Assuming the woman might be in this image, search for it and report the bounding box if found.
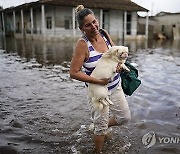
[70,5,131,153]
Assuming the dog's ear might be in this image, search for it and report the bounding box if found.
[109,46,121,57]
[115,49,120,57]
[125,47,129,53]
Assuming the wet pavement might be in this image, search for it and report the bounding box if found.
[0,36,180,154]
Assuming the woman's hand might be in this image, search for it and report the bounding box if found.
[98,78,111,85]
[116,63,124,73]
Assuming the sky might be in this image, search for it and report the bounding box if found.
[0,0,38,8]
[0,0,180,16]
[132,0,180,16]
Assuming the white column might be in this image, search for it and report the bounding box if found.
[145,11,149,40]
[41,4,45,36]
[30,8,34,35]
[99,9,103,29]
[2,12,5,35]
[72,7,76,37]
[13,11,16,35]
[124,11,127,38]
[21,9,24,35]
[53,6,56,35]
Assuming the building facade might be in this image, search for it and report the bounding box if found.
[0,0,148,41]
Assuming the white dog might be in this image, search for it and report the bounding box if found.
[88,46,129,111]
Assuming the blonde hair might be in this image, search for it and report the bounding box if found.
[75,5,94,28]
[75,5,85,13]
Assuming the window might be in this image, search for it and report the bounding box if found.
[46,17,52,29]
[161,25,164,32]
[16,22,20,33]
[103,10,109,31]
[64,17,72,29]
[126,12,131,35]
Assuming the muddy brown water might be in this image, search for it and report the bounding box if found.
[0,36,180,154]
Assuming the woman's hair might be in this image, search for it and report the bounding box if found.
[75,5,94,28]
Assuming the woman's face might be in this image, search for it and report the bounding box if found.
[81,14,99,36]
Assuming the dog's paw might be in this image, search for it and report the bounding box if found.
[125,68,130,72]
[105,97,114,105]
[101,99,108,106]
[123,65,130,72]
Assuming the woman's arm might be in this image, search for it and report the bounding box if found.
[70,39,109,85]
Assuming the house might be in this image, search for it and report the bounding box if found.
[138,12,180,40]
[153,12,180,40]
[0,0,148,41]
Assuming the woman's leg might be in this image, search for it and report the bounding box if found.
[108,116,118,127]
[93,135,105,153]
[109,85,131,126]
[91,104,109,153]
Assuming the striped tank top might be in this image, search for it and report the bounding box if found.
[83,32,120,91]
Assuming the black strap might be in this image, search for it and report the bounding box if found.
[99,29,112,46]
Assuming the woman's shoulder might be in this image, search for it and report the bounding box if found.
[76,38,87,48]
[74,38,88,56]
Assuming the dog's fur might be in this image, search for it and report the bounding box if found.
[88,46,129,111]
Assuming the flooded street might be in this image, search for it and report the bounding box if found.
[0,36,180,154]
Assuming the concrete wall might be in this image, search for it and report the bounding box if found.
[173,23,180,40]
[109,10,123,39]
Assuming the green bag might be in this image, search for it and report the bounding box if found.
[121,62,141,96]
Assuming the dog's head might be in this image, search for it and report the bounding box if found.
[106,46,129,62]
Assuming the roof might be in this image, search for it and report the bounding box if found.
[40,0,148,11]
[155,11,180,17]
[0,0,148,12]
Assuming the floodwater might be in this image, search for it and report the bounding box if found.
[0,35,180,154]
